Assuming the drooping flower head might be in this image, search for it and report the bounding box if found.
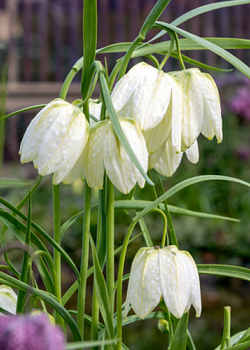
[83,117,148,194]
[170,68,222,153]
[0,314,65,350]
[124,245,201,319]
[19,98,89,184]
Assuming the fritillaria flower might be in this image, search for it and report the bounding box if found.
[83,117,148,194]
[170,68,222,153]
[19,98,89,185]
[0,314,64,350]
[0,286,17,315]
[149,139,199,177]
[124,245,201,319]
[111,62,177,136]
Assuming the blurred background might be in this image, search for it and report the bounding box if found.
[1,0,250,349]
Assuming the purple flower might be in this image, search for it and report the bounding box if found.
[230,87,250,120]
[0,314,65,350]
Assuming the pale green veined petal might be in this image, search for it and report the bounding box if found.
[179,251,202,317]
[36,106,89,177]
[148,143,165,170]
[55,146,86,185]
[171,69,203,152]
[142,96,172,154]
[112,62,173,132]
[89,99,102,126]
[194,72,222,143]
[19,99,66,163]
[159,246,191,319]
[104,118,148,194]
[111,62,149,112]
[185,140,199,164]
[124,248,162,319]
[84,121,108,189]
[0,285,17,315]
[154,139,183,177]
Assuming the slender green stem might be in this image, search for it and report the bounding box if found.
[91,190,103,348]
[158,176,179,248]
[173,31,186,70]
[117,221,137,350]
[158,30,175,70]
[106,179,115,314]
[52,184,64,327]
[16,194,32,313]
[77,182,91,339]
[220,306,231,349]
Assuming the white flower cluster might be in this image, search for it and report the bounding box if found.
[20,62,222,194]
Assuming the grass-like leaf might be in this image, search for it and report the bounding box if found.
[198,264,250,282]
[133,175,250,222]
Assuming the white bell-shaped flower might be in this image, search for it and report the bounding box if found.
[170,68,222,153]
[111,62,177,133]
[19,98,89,184]
[83,117,148,194]
[149,139,199,177]
[124,245,201,319]
[0,285,17,315]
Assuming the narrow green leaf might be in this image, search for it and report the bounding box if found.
[0,178,33,188]
[66,339,118,350]
[217,340,250,350]
[172,0,250,27]
[198,264,250,282]
[0,105,45,121]
[133,175,250,222]
[169,313,189,350]
[154,22,250,78]
[16,193,32,313]
[0,272,81,341]
[149,1,250,43]
[89,236,115,345]
[0,196,79,278]
[81,0,97,98]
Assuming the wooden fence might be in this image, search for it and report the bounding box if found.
[1,0,250,83]
[1,0,250,161]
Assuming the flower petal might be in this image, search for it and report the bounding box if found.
[159,246,191,319]
[171,69,203,152]
[0,285,17,315]
[185,140,199,164]
[84,121,108,189]
[104,118,148,194]
[196,72,222,143]
[178,251,202,317]
[124,248,162,319]
[153,139,183,177]
[36,105,89,176]
[19,99,66,163]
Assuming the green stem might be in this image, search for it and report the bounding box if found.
[52,184,64,327]
[173,31,186,70]
[117,221,137,350]
[106,179,115,314]
[77,182,91,339]
[220,306,231,349]
[158,30,175,70]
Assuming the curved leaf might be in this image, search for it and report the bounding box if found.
[0,272,81,341]
[198,264,250,281]
[154,22,250,78]
[133,175,250,221]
